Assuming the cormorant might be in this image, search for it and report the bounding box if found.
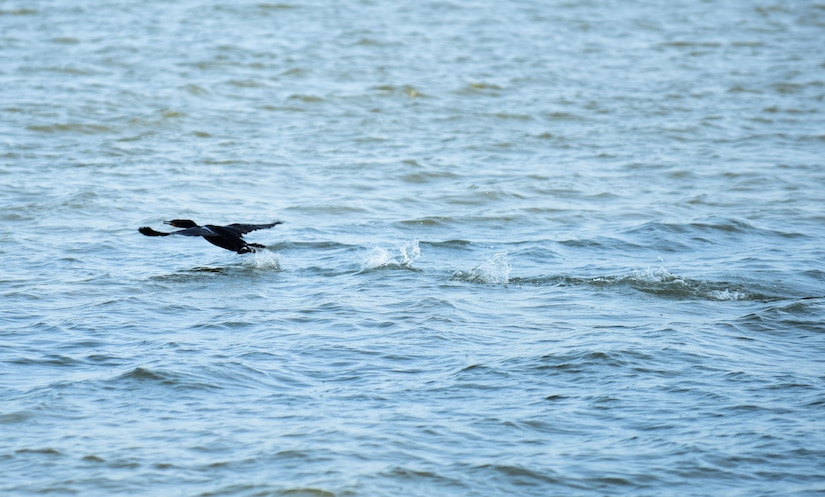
[139,219,283,254]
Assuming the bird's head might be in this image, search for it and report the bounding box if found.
[164,219,199,228]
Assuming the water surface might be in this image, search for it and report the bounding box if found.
[2,1,825,495]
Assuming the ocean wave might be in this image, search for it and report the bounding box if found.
[109,367,222,391]
[610,266,772,301]
[520,266,782,302]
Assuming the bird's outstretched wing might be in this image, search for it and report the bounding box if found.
[167,226,218,237]
[225,221,284,234]
[138,226,216,237]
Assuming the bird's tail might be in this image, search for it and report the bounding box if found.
[138,227,170,237]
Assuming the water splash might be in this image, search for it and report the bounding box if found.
[707,289,750,301]
[242,249,281,271]
[629,266,684,284]
[362,240,420,270]
[453,252,511,285]
[399,240,421,265]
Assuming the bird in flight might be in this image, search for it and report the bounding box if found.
[138,219,283,254]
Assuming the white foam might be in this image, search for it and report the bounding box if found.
[708,289,749,301]
[243,249,281,270]
[455,252,511,285]
[362,247,391,270]
[629,266,684,284]
[362,240,420,270]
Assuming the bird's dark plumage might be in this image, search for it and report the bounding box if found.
[138,219,283,254]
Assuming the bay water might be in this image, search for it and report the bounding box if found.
[2,1,824,495]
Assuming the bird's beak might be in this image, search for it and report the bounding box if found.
[163,220,172,225]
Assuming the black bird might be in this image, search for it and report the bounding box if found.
[139,219,283,254]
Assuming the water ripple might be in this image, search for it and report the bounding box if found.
[2,0,824,495]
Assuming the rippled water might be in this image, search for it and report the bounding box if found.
[2,1,825,495]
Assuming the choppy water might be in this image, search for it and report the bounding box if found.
[2,1,825,495]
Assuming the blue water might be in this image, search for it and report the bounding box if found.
[2,1,825,495]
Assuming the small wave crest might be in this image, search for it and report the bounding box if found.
[594,266,763,301]
[361,240,420,270]
[453,252,511,285]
